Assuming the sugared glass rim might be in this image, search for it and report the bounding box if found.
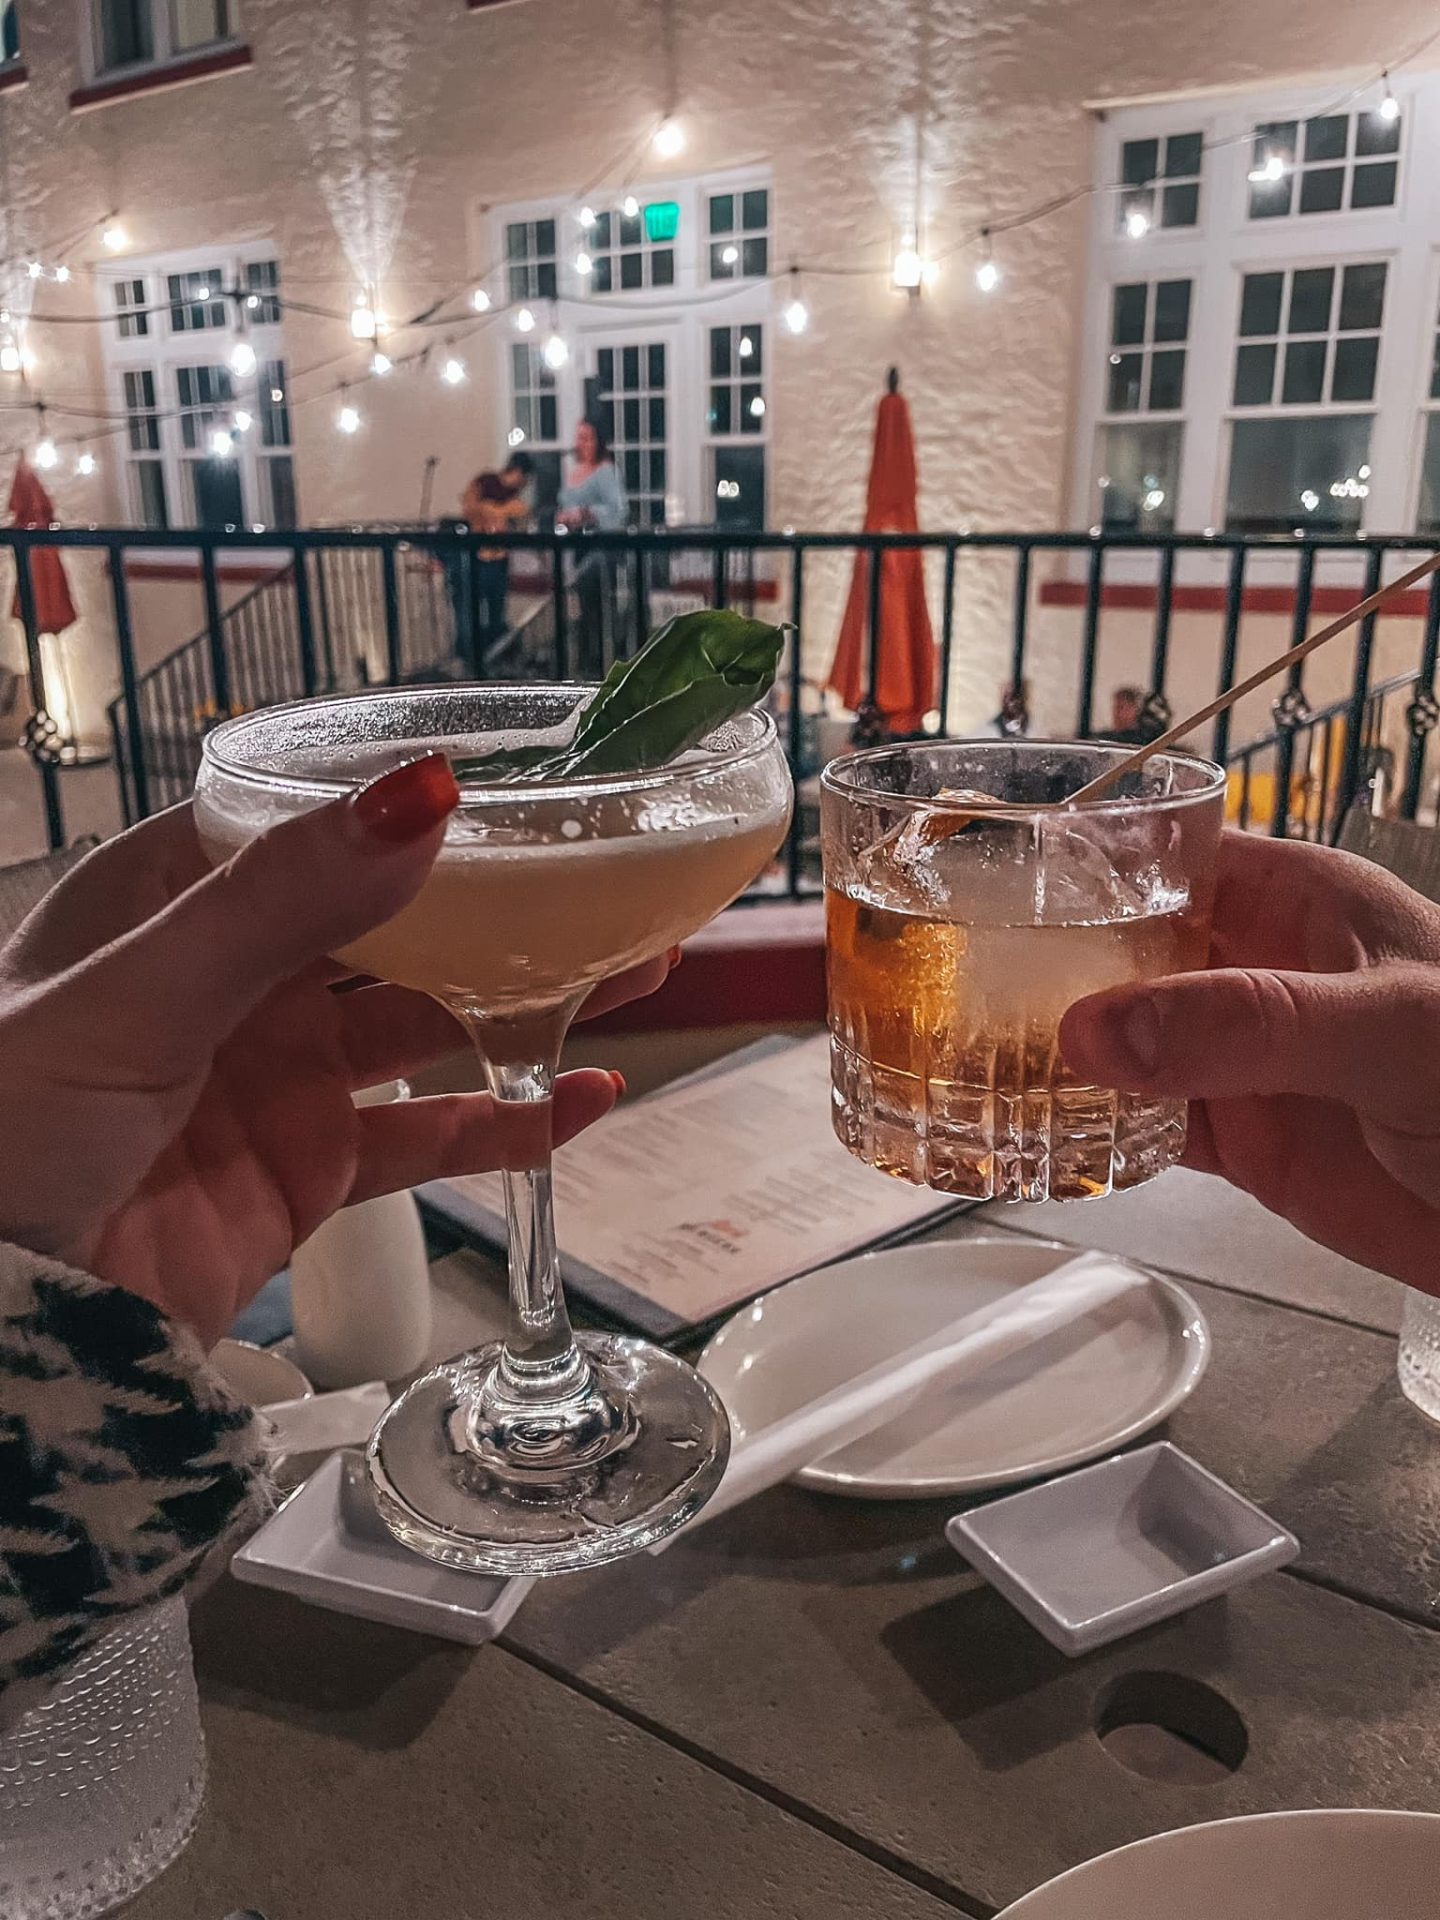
[820,736,1227,817]
[201,682,781,805]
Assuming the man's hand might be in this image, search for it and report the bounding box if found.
[1060,832,1440,1289]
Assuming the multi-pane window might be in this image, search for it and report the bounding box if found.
[1248,111,1401,220]
[123,369,167,529]
[167,267,228,332]
[505,220,557,303]
[707,324,766,530]
[112,278,150,339]
[511,342,558,447]
[1119,133,1203,232]
[2,0,19,63]
[1418,300,1440,536]
[708,189,769,279]
[594,343,666,526]
[92,0,232,73]
[1226,262,1386,533]
[586,204,677,293]
[257,357,294,528]
[1095,279,1191,532]
[243,259,280,324]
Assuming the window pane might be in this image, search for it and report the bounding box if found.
[1111,283,1147,347]
[506,224,527,261]
[709,243,735,280]
[1281,339,1327,405]
[1351,161,1398,209]
[710,328,731,378]
[1339,262,1387,332]
[1233,342,1276,406]
[1160,182,1199,227]
[1304,115,1348,162]
[619,212,642,248]
[537,261,557,300]
[262,455,297,530]
[1356,109,1401,157]
[99,0,154,69]
[1095,420,1181,532]
[1248,175,1293,219]
[741,189,768,230]
[647,344,665,385]
[623,398,640,440]
[1153,279,1191,342]
[539,394,558,441]
[260,360,290,447]
[621,345,640,388]
[713,445,766,531]
[514,396,534,439]
[1254,120,1298,165]
[2,0,18,61]
[535,220,555,255]
[739,383,763,432]
[1331,336,1378,403]
[1298,167,1344,215]
[1287,268,1334,335]
[136,461,168,529]
[243,259,281,325]
[1239,272,1284,337]
[651,249,675,287]
[1418,414,1440,535]
[739,325,762,374]
[741,236,768,276]
[1165,131,1202,177]
[623,448,641,490]
[647,450,667,492]
[1225,414,1373,533]
[1147,349,1186,412]
[709,386,732,433]
[1431,332,1440,403]
[597,348,613,386]
[171,0,229,51]
[619,252,642,290]
[192,456,244,530]
[648,396,665,438]
[1121,138,1159,187]
[1107,352,1144,413]
[709,193,735,235]
[592,257,612,294]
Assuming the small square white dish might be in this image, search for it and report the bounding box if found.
[231,1449,532,1645]
[945,1441,1298,1656]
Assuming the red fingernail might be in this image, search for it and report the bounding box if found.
[352,754,459,845]
[668,945,684,969]
[609,1070,627,1097]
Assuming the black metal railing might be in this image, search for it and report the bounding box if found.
[3,525,1439,883]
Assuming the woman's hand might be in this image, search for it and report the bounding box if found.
[0,757,670,1345]
[1060,831,1440,1289]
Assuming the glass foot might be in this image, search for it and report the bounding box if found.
[366,1331,731,1576]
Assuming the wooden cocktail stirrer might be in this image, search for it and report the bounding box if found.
[1061,547,1440,808]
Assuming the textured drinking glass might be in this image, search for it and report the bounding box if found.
[196,685,792,1574]
[1397,1292,1440,1423]
[0,1596,205,1918]
[822,740,1225,1203]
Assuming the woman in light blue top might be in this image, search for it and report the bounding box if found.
[558,419,628,669]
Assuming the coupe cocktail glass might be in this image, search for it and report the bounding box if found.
[197,685,792,1573]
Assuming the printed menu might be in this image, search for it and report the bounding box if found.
[420,1033,963,1338]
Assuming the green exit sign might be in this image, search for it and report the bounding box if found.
[644,200,680,243]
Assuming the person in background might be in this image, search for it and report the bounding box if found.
[445,452,534,671]
[0,763,672,1719]
[557,420,628,675]
[1104,684,1147,744]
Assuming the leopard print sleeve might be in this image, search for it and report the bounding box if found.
[0,1243,270,1726]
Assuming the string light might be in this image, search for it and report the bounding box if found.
[337,391,361,433]
[53,265,72,285]
[721,244,739,266]
[0,339,21,375]
[543,330,569,370]
[622,193,640,219]
[515,306,536,333]
[349,300,379,341]
[976,229,1001,294]
[782,269,809,334]
[575,249,594,276]
[76,450,97,476]
[34,436,58,469]
[471,287,492,313]
[101,222,128,252]
[653,118,685,158]
[233,408,253,432]
[370,350,392,376]
[1248,151,1287,184]
[579,205,597,228]
[507,426,527,447]
[229,340,257,376]
[738,335,754,358]
[892,236,924,290]
[1380,73,1401,122]
[1124,206,1151,240]
[195,282,212,301]
[209,427,235,458]
[246,293,261,310]
[441,352,467,384]
[25,261,41,280]
[749,395,766,417]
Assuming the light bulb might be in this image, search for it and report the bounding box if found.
[25,261,42,280]
[76,451,97,476]
[209,428,234,458]
[1248,152,1286,184]
[101,223,127,252]
[976,257,1001,294]
[749,394,766,417]
[229,341,257,376]
[371,350,392,375]
[622,194,640,219]
[471,287,492,313]
[1379,75,1400,123]
[53,265,71,284]
[515,306,536,333]
[507,426,527,448]
[892,242,924,290]
[246,293,260,310]
[1125,207,1151,240]
[337,403,361,434]
[195,284,212,301]
[350,302,378,340]
[543,331,569,370]
[721,244,739,266]
[441,355,467,384]
[270,386,284,403]
[34,437,58,469]
[738,335,754,358]
[233,409,253,432]
[580,205,597,228]
[653,118,684,158]
[783,297,809,335]
[575,249,594,276]
[0,342,20,374]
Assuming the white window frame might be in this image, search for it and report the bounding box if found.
[82,0,242,84]
[1407,250,1440,533]
[98,238,292,533]
[481,167,774,529]
[1072,72,1440,586]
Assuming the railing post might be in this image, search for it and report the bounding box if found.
[380,542,402,684]
[1150,542,1176,706]
[314,546,337,686]
[1403,567,1440,822]
[938,540,958,736]
[1076,540,1104,736]
[865,533,884,712]
[13,538,66,849]
[1332,544,1385,838]
[200,539,230,716]
[291,544,319,695]
[1271,545,1317,838]
[1009,543,1032,701]
[712,541,728,612]
[786,544,805,897]
[1212,545,1247,763]
[551,544,571,680]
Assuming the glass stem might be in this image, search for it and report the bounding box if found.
[482,1053,588,1402]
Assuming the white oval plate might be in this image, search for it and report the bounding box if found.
[698,1236,1210,1499]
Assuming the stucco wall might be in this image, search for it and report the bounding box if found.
[0,0,1434,747]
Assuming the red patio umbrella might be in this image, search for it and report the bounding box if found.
[8,456,78,637]
[826,369,936,734]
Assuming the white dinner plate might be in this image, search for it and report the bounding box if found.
[698,1236,1209,1499]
